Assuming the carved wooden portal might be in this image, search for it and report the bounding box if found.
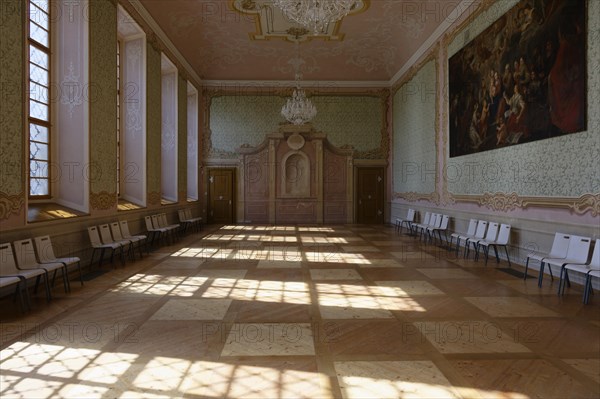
[238,125,354,224]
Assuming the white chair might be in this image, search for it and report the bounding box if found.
[180,209,202,233]
[560,239,600,301]
[412,212,431,238]
[88,226,124,268]
[449,219,477,255]
[14,239,69,295]
[543,235,591,294]
[585,270,600,304]
[427,215,450,246]
[476,224,511,267]
[524,233,571,283]
[464,221,488,259]
[110,222,143,259]
[1,242,50,303]
[155,214,179,243]
[473,222,499,261]
[145,215,167,247]
[34,235,83,289]
[395,209,415,234]
[120,220,148,255]
[422,214,442,243]
[0,275,29,312]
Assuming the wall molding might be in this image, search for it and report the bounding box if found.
[90,191,117,211]
[0,192,24,220]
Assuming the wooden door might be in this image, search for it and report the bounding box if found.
[356,167,384,224]
[208,169,235,224]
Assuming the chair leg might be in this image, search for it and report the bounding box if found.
[538,262,545,287]
[43,271,51,302]
[77,261,84,286]
[583,274,591,304]
[493,246,500,263]
[524,258,530,280]
[503,246,511,267]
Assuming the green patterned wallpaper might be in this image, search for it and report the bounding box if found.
[207,95,384,158]
[0,0,24,197]
[446,0,600,197]
[89,0,117,197]
[146,43,162,200]
[178,75,187,201]
[392,61,437,195]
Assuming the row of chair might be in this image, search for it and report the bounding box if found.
[411,212,450,245]
[87,221,147,268]
[144,213,180,247]
[524,234,600,302]
[178,209,203,233]
[0,236,82,311]
[448,219,512,266]
[396,210,512,266]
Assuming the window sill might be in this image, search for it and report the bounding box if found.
[161,198,178,205]
[118,199,145,211]
[27,203,87,223]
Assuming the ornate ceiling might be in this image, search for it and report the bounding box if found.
[135,0,471,83]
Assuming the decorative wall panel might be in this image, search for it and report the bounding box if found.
[0,0,24,224]
[324,149,348,223]
[89,0,117,211]
[206,94,386,159]
[392,60,437,197]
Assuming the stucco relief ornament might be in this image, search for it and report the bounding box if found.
[287,132,305,150]
[61,62,83,119]
[479,192,523,212]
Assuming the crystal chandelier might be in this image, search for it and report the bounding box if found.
[273,0,359,35]
[281,53,317,125]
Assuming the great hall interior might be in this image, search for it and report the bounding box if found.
[0,0,599,397]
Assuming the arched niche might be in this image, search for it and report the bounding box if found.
[281,150,310,198]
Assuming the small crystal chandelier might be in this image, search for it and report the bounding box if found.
[273,0,359,35]
[281,51,317,125]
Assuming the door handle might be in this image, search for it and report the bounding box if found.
[229,200,232,205]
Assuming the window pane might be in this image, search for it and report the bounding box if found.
[30,81,49,104]
[29,1,50,29]
[30,178,49,196]
[30,63,49,87]
[30,141,49,161]
[30,123,48,143]
[30,100,49,121]
[30,45,49,69]
[30,22,49,47]
[31,0,49,13]
[30,160,48,178]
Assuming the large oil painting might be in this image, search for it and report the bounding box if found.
[449,0,586,157]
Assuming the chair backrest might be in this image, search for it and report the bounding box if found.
[144,216,154,231]
[428,214,437,228]
[34,235,56,263]
[466,219,478,236]
[548,233,571,259]
[110,222,124,240]
[160,213,168,227]
[565,235,592,264]
[178,210,187,222]
[13,239,40,268]
[99,224,114,244]
[589,239,600,270]
[484,222,499,241]
[151,214,161,229]
[422,212,431,226]
[0,243,19,275]
[496,224,511,245]
[474,221,488,239]
[88,226,103,247]
[406,209,415,222]
[439,215,450,230]
[120,220,133,238]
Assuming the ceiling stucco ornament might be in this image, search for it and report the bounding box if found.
[273,0,363,35]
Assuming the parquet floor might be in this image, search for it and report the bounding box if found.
[1,224,599,398]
